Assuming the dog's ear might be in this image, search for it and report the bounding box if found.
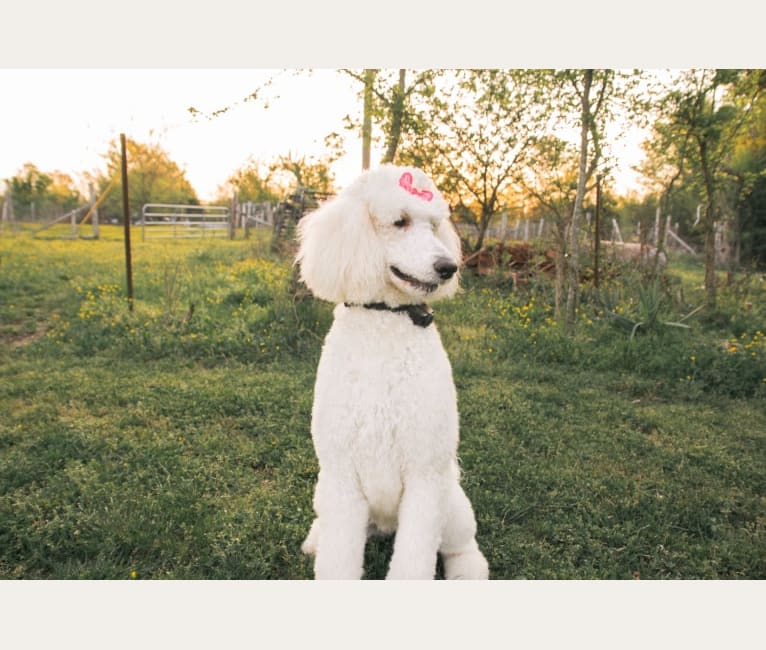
[296,194,386,304]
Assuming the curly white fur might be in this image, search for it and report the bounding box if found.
[296,165,489,580]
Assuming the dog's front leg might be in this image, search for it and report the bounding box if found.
[312,471,369,580]
[386,476,446,580]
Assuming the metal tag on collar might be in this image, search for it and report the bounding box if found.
[403,304,433,328]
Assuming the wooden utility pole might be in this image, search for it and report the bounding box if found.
[120,133,134,311]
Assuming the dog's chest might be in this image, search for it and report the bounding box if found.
[312,309,459,467]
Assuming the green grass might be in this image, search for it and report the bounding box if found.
[1,226,764,578]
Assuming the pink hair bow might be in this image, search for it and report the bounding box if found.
[398,172,433,202]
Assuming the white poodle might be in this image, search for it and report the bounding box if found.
[296,164,489,580]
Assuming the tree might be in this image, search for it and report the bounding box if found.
[221,159,281,204]
[97,138,198,223]
[637,107,689,273]
[7,163,83,220]
[397,69,554,252]
[48,171,83,214]
[220,134,342,207]
[380,69,408,164]
[343,69,440,169]
[9,163,52,219]
[269,133,343,196]
[645,69,764,308]
[516,136,580,318]
[530,69,645,331]
[271,155,335,195]
[552,69,629,331]
[726,88,766,267]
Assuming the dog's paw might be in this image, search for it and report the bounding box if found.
[301,519,319,556]
[442,549,489,580]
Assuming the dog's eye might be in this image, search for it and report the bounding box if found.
[393,215,411,228]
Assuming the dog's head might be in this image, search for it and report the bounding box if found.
[296,165,461,306]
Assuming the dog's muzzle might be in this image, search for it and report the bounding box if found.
[390,257,457,294]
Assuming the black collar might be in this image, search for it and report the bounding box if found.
[344,302,434,328]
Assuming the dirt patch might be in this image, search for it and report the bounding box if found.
[3,322,50,349]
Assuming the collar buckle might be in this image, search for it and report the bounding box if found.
[344,302,434,328]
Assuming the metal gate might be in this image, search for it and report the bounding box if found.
[140,204,230,240]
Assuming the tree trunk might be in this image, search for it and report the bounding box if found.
[362,69,376,171]
[704,201,717,310]
[593,174,602,292]
[699,141,717,310]
[650,201,669,279]
[554,241,566,322]
[549,218,567,321]
[473,210,491,253]
[566,69,593,332]
[382,69,406,164]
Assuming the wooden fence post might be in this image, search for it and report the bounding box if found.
[229,193,237,240]
[120,133,134,311]
[90,182,100,239]
[612,218,623,244]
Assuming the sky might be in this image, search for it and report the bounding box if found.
[0,68,653,205]
[0,69,369,202]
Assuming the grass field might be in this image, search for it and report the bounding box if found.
[1,225,764,579]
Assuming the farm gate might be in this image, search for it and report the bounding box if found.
[140,204,230,240]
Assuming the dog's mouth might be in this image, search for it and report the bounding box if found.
[390,266,438,294]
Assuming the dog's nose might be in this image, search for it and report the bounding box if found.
[434,257,458,280]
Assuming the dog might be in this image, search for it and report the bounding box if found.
[296,164,489,580]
